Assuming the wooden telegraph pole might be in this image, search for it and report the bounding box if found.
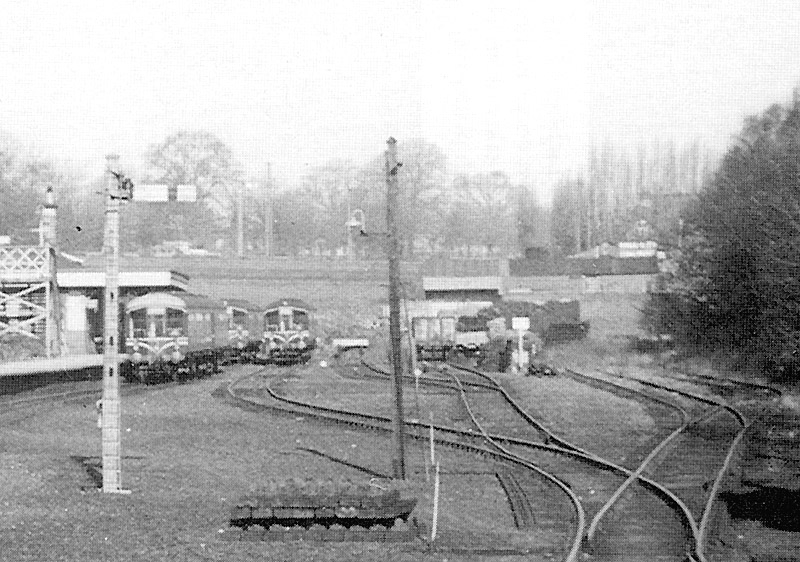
[237,182,245,259]
[264,163,273,257]
[101,153,130,494]
[385,137,406,479]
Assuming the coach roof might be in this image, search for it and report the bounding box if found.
[263,297,314,312]
[126,292,221,313]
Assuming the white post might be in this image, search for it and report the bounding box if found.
[511,317,530,374]
[42,185,60,358]
[101,154,124,493]
[431,461,441,542]
[429,413,436,467]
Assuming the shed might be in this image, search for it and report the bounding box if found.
[422,276,503,302]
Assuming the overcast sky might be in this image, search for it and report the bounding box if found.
[2,1,800,198]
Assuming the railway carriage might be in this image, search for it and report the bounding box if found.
[124,292,228,383]
[223,299,262,363]
[255,298,316,364]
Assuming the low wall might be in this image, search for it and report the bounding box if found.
[506,274,655,299]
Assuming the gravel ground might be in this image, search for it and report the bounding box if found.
[500,372,656,465]
[0,364,559,562]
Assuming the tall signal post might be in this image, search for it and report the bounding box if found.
[385,137,406,479]
[101,153,132,494]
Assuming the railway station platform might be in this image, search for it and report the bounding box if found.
[0,354,127,377]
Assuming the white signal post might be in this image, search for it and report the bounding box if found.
[512,316,530,373]
[101,153,128,494]
[99,172,186,493]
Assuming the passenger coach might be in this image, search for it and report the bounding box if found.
[223,298,262,362]
[255,298,316,364]
[124,292,227,383]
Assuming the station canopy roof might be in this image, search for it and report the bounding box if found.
[57,270,189,292]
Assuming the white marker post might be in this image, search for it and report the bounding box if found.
[431,461,441,542]
[429,412,436,467]
[511,316,530,373]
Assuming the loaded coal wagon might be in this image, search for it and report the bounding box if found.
[488,299,589,345]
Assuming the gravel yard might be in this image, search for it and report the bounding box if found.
[499,372,657,465]
[0,364,555,562]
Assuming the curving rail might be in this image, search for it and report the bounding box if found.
[563,367,750,561]
[442,368,586,562]
[226,366,585,560]
[444,363,707,561]
[233,360,733,561]
[670,369,782,399]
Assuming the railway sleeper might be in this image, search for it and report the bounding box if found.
[495,469,537,529]
[225,520,419,542]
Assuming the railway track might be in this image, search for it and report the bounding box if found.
[225,365,586,561]
[666,369,782,400]
[442,363,706,561]
[368,360,717,560]
[227,357,762,561]
[364,357,764,560]
[359,359,727,558]
[0,387,100,408]
[556,366,753,561]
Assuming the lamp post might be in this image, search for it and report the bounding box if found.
[346,209,364,260]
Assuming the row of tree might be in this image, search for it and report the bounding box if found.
[550,142,718,255]
[3,130,715,262]
[270,154,548,258]
[643,95,800,378]
[0,131,239,251]
[0,134,70,244]
[1,131,551,258]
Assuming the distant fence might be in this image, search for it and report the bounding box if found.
[77,255,424,281]
[509,256,659,277]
